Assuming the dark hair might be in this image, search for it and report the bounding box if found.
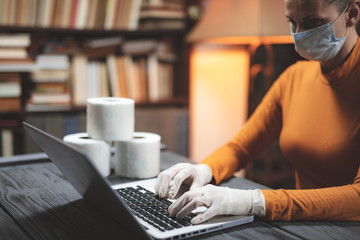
[323,0,360,35]
[323,0,353,12]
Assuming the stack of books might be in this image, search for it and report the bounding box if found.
[138,0,186,30]
[0,72,22,113]
[0,34,36,72]
[83,36,123,59]
[26,55,71,112]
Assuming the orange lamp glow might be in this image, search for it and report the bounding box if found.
[188,0,293,162]
[189,45,250,162]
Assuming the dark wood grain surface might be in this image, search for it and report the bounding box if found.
[0,151,359,240]
[0,206,31,240]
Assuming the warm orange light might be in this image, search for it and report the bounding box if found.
[189,45,250,162]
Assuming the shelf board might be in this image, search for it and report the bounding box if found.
[135,97,188,108]
[0,25,188,38]
[23,97,188,114]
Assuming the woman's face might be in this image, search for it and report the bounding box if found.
[285,0,348,37]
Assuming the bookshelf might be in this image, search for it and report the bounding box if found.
[0,0,192,156]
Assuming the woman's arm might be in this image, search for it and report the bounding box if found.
[201,75,284,184]
[261,167,360,221]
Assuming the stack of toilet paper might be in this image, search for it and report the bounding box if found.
[63,97,161,178]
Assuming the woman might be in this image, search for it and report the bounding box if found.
[155,0,360,224]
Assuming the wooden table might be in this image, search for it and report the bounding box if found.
[0,151,359,240]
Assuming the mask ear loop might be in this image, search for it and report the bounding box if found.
[333,4,349,25]
[332,4,350,39]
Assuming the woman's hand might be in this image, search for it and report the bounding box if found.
[155,163,213,198]
[168,185,265,224]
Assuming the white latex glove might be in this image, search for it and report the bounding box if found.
[168,185,266,224]
[155,163,213,198]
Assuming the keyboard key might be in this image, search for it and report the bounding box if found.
[116,186,193,231]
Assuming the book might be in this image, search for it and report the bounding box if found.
[31,69,69,83]
[16,0,28,26]
[71,54,87,106]
[115,0,130,29]
[115,0,142,30]
[104,0,117,30]
[94,0,107,29]
[142,0,184,10]
[7,0,16,25]
[27,0,38,26]
[115,56,129,98]
[134,57,148,102]
[60,0,72,28]
[1,128,13,156]
[0,81,21,98]
[158,61,174,99]
[0,97,21,112]
[86,36,123,48]
[86,61,99,98]
[35,54,69,70]
[147,53,160,102]
[75,0,89,29]
[52,0,63,27]
[106,55,119,97]
[33,82,68,94]
[83,36,122,59]
[43,0,56,27]
[30,93,71,104]
[127,0,142,30]
[0,0,10,25]
[138,18,185,30]
[122,55,137,100]
[99,62,110,97]
[0,47,28,59]
[0,58,36,72]
[111,0,122,29]
[122,39,158,55]
[25,103,71,112]
[69,0,79,28]
[139,8,186,19]
[86,0,98,29]
[0,73,21,98]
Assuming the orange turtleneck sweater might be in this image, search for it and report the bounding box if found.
[201,39,360,221]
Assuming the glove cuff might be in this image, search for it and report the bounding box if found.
[196,164,213,185]
[250,189,266,217]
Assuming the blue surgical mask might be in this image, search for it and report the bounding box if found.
[291,6,348,61]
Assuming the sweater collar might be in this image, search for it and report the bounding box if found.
[321,38,360,85]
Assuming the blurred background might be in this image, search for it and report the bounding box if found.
[0,0,314,189]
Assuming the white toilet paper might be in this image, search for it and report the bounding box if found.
[63,132,111,177]
[115,132,161,179]
[87,97,135,141]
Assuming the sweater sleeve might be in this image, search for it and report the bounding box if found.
[201,77,284,184]
[261,166,360,221]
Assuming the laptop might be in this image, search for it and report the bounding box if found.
[23,122,254,240]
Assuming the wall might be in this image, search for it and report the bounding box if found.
[189,44,249,162]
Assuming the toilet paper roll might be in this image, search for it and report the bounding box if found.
[115,132,161,179]
[87,97,134,141]
[63,133,111,177]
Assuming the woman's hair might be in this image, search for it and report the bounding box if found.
[323,0,360,35]
[323,0,353,12]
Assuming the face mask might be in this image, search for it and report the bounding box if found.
[291,6,348,61]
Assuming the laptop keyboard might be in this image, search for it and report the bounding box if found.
[117,185,194,232]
